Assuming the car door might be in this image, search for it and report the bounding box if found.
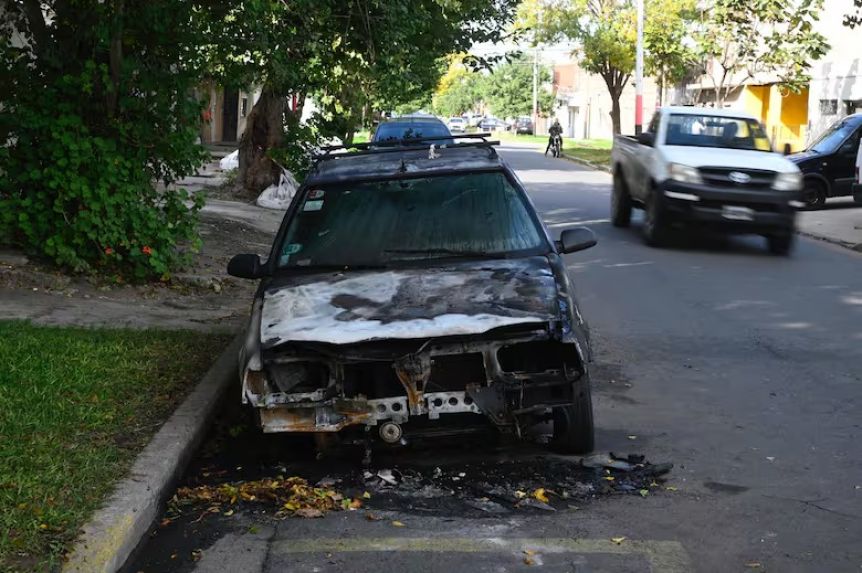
[827,125,862,196]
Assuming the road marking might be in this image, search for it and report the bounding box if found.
[271,537,693,573]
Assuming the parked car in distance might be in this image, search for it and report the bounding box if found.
[611,106,803,255]
[447,116,467,133]
[788,113,862,208]
[372,115,452,144]
[515,116,534,135]
[227,137,598,455]
[480,117,504,132]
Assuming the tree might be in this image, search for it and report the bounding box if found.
[644,0,697,105]
[212,0,519,192]
[483,53,556,118]
[844,0,862,28]
[694,0,829,106]
[0,1,208,279]
[432,57,484,117]
[518,0,635,135]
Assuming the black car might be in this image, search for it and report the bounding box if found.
[515,116,534,135]
[789,113,862,208]
[227,136,598,454]
[371,115,452,145]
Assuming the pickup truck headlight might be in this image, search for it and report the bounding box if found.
[668,163,703,185]
[773,171,803,191]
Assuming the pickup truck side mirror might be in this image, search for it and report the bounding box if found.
[228,253,266,279]
[637,132,655,147]
[559,228,597,254]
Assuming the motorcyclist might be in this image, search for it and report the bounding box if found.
[545,119,563,156]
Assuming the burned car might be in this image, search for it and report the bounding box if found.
[227,136,598,454]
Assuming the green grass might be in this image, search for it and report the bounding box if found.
[0,322,229,571]
[352,130,370,144]
[495,132,612,168]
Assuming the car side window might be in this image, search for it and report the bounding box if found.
[840,128,862,155]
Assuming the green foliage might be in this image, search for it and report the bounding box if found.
[846,0,862,27]
[0,1,208,280]
[644,0,698,97]
[694,0,830,104]
[433,59,486,117]
[484,53,556,118]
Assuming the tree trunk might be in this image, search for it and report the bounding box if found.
[610,93,622,135]
[237,88,283,195]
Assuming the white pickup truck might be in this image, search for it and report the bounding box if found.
[610,106,804,255]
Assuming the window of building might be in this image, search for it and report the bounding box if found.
[820,99,838,115]
[845,100,862,116]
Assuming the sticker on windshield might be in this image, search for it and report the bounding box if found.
[303,200,324,212]
[308,189,325,200]
[284,243,302,255]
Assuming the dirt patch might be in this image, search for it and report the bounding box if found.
[0,211,272,332]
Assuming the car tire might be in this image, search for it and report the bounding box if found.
[802,179,827,209]
[642,190,668,246]
[611,171,633,227]
[551,382,594,455]
[767,232,794,255]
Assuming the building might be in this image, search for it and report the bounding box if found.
[198,82,261,145]
[551,61,659,140]
[806,0,862,140]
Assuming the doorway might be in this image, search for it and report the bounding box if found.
[222,89,239,142]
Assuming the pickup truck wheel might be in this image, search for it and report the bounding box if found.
[802,180,826,209]
[642,192,668,246]
[767,233,794,255]
[551,383,594,455]
[611,172,633,227]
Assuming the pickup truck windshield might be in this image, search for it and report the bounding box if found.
[665,114,772,152]
[276,172,547,268]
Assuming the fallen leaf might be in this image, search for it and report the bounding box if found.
[627,435,637,440]
[159,518,173,527]
[224,509,234,517]
[611,537,626,545]
[523,549,537,556]
[744,563,762,569]
[533,488,550,503]
[603,476,615,482]
[191,549,202,562]
[514,490,527,499]
[295,508,324,518]
[524,557,535,566]
[392,520,406,527]
[665,486,678,492]
[348,498,363,510]
[362,491,371,499]
[365,512,384,521]
[639,489,649,497]
[766,457,775,462]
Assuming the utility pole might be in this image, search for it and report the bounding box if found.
[635,0,644,135]
[532,47,539,121]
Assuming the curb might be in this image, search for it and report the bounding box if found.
[559,153,612,173]
[62,332,243,573]
[797,229,862,253]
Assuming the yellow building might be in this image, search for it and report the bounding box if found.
[737,85,809,152]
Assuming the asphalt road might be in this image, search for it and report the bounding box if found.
[126,145,862,573]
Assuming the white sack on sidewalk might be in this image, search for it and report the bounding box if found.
[219,150,239,170]
[256,168,299,210]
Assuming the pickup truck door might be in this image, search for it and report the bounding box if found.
[630,114,660,201]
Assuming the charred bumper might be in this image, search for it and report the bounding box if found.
[242,327,587,434]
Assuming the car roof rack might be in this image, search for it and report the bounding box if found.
[311,133,500,162]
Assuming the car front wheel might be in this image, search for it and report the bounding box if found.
[802,179,826,209]
[611,171,633,227]
[551,383,594,455]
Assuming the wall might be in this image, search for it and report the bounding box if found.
[551,61,658,139]
[806,0,862,142]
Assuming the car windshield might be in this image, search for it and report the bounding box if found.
[276,172,548,268]
[373,121,450,142]
[664,114,772,151]
[808,120,858,154]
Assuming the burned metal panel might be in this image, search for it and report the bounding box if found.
[260,257,560,348]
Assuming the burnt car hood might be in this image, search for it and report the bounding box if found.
[260,256,560,348]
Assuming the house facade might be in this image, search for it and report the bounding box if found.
[550,61,659,139]
[198,82,261,145]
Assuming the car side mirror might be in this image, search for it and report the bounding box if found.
[637,132,655,147]
[783,143,792,156]
[559,228,597,254]
[227,253,266,279]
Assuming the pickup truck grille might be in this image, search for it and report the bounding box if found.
[698,167,776,190]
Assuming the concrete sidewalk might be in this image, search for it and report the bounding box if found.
[796,198,862,250]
